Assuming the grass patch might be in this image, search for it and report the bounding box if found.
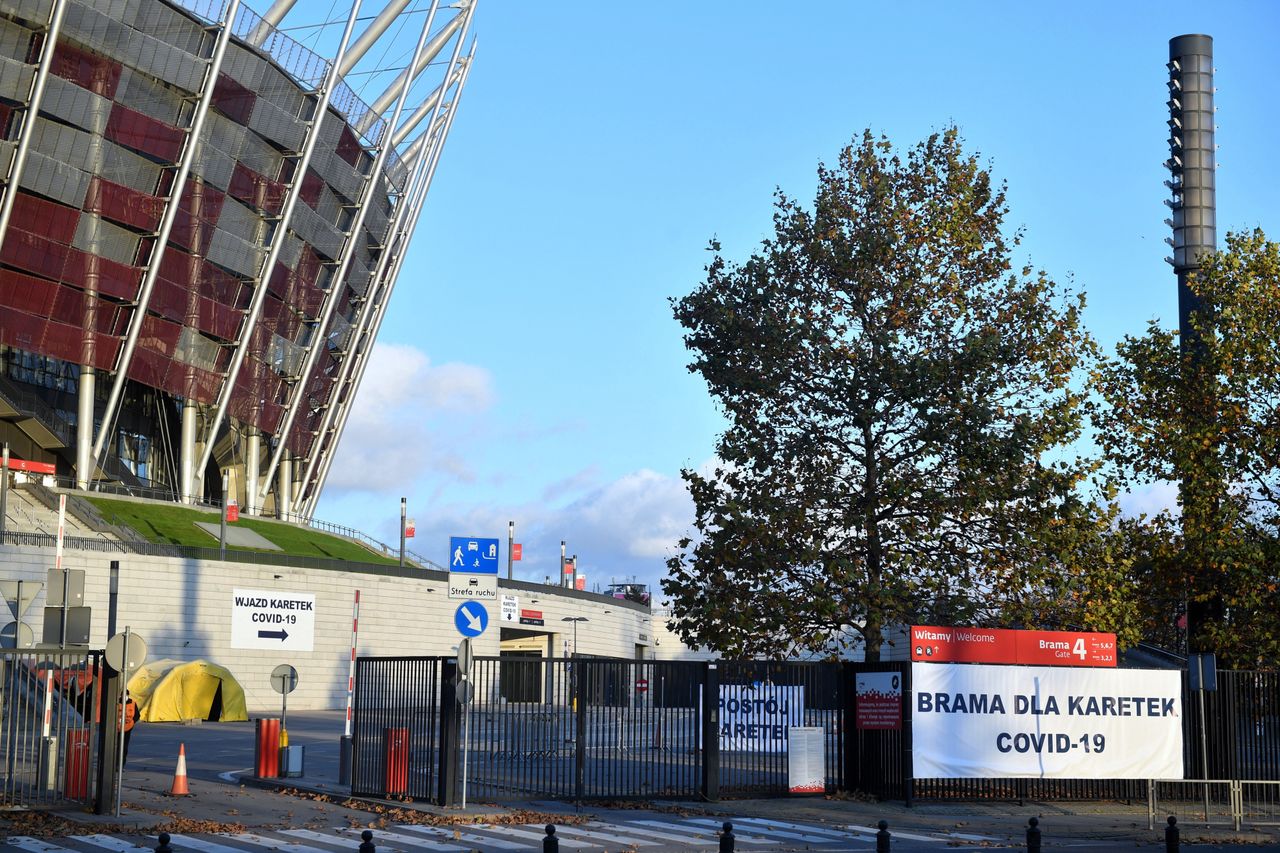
[85,497,401,565]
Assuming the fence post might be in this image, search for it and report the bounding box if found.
[574,659,586,802]
[701,662,719,802]
[1147,779,1156,830]
[842,662,857,792]
[437,658,460,807]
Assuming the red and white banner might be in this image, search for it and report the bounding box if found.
[910,626,1117,667]
[911,662,1182,779]
[512,543,522,561]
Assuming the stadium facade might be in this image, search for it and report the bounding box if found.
[0,0,474,518]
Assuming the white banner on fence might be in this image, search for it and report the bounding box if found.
[911,662,1184,779]
[717,684,804,752]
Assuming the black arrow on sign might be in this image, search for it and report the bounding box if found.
[258,629,289,641]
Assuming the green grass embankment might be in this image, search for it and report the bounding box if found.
[85,497,401,565]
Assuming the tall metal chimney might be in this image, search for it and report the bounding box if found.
[1165,34,1216,333]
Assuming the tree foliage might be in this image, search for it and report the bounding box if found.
[1093,229,1280,666]
[664,129,1112,660]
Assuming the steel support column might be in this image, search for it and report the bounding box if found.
[75,368,95,489]
[0,0,70,251]
[180,400,198,503]
[245,427,261,515]
[307,46,474,508]
[276,452,292,520]
[296,14,473,512]
[89,0,243,482]
[259,0,446,508]
[190,0,368,498]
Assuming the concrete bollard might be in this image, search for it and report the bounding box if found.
[876,819,891,852]
[719,821,735,852]
[543,823,559,852]
[155,832,173,853]
[358,829,374,853]
[1026,817,1041,853]
[1165,815,1179,852]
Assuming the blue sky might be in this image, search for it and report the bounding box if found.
[304,1,1279,597]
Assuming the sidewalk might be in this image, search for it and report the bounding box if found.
[73,710,1280,848]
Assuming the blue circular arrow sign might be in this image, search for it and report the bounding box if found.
[454,602,489,638]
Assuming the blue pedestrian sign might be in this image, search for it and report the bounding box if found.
[455,602,489,638]
[450,536,500,575]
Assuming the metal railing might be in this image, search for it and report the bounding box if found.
[1241,780,1280,826]
[1148,779,1240,830]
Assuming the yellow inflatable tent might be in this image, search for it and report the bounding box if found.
[127,659,249,722]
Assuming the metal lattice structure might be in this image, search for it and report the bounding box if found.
[0,0,475,518]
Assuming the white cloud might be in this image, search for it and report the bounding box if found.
[324,343,495,493]
[1117,480,1180,519]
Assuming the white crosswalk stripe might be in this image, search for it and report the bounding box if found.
[150,835,261,853]
[586,820,720,846]
[685,817,846,844]
[839,821,988,843]
[6,837,77,853]
[547,825,663,847]
[71,835,149,852]
[275,830,389,852]
[435,825,599,850]
[394,824,527,851]
[628,819,774,845]
[732,817,873,841]
[223,833,338,853]
[333,828,467,852]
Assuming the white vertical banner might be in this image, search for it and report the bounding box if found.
[911,662,1184,779]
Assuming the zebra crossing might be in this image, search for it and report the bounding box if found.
[3,816,996,853]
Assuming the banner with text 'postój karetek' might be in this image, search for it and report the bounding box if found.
[911,662,1183,779]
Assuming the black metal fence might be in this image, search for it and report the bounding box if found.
[352,655,1280,805]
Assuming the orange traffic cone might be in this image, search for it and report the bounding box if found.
[167,743,190,796]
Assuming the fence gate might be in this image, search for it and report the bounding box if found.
[350,656,439,800]
[0,648,103,807]
[460,657,708,801]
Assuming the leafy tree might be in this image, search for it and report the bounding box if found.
[664,128,1107,660]
[1093,230,1280,667]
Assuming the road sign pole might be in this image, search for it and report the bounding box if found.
[507,520,513,580]
[560,540,566,589]
[116,627,130,816]
[219,472,228,558]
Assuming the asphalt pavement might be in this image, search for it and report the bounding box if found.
[7,710,1280,851]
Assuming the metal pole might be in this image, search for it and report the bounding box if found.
[57,495,67,648]
[1199,678,1210,822]
[0,0,70,251]
[507,521,513,580]
[461,698,469,809]
[399,497,406,567]
[115,627,130,817]
[90,0,243,475]
[561,540,567,589]
[219,471,228,558]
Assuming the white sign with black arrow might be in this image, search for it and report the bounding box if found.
[231,588,316,651]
